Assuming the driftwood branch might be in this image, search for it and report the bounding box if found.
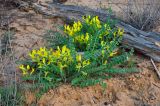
[16,2,160,62]
[151,59,160,79]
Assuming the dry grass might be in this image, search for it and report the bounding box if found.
[114,0,160,31]
[0,31,23,106]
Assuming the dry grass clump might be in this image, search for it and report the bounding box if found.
[107,0,160,31]
[122,0,160,31]
[0,30,23,105]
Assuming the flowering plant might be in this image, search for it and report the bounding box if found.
[64,16,124,64]
[19,46,91,83]
[19,15,136,95]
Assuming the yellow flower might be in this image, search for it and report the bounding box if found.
[95,16,101,26]
[36,47,48,58]
[19,65,28,76]
[109,51,118,57]
[80,35,84,40]
[82,60,90,67]
[77,21,82,28]
[62,45,67,54]
[22,71,27,75]
[64,21,82,37]
[76,59,90,71]
[76,63,82,70]
[101,41,105,47]
[85,33,89,42]
[27,65,30,70]
[53,51,61,57]
[47,60,51,65]
[38,63,43,68]
[63,57,68,61]
[42,58,46,64]
[44,71,49,77]
[58,62,67,70]
[19,65,25,71]
[71,31,74,36]
[40,47,46,52]
[83,15,91,24]
[76,54,82,62]
[30,68,35,75]
[101,50,105,56]
[57,46,61,52]
[117,28,124,36]
[113,31,117,37]
[29,50,37,59]
[86,16,101,28]
[43,51,48,57]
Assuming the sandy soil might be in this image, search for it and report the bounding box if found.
[0,0,160,106]
[23,56,160,106]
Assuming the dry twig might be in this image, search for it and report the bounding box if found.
[151,58,160,79]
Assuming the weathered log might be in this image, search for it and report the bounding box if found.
[29,2,160,62]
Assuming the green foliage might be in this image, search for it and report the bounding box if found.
[44,30,68,49]
[0,86,24,106]
[18,15,137,97]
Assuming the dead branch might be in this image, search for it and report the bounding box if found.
[14,1,160,62]
[151,58,160,79]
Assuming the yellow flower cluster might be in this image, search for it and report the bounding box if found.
[53,45,73,70]
[109,51,118,57]
[114,28,124,36]
[100,40,118,64]
[19,65,35,75]
[76,54,90,74]
[64,21,82,36]
[64,21,90,45]
[19,46,73,77]
[74,33,90,44]
[64,16,103,47]
[99,24,111,40]
[83,15,101,29]
[29,47,52,63]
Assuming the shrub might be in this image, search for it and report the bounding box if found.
[19,15,137,96]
